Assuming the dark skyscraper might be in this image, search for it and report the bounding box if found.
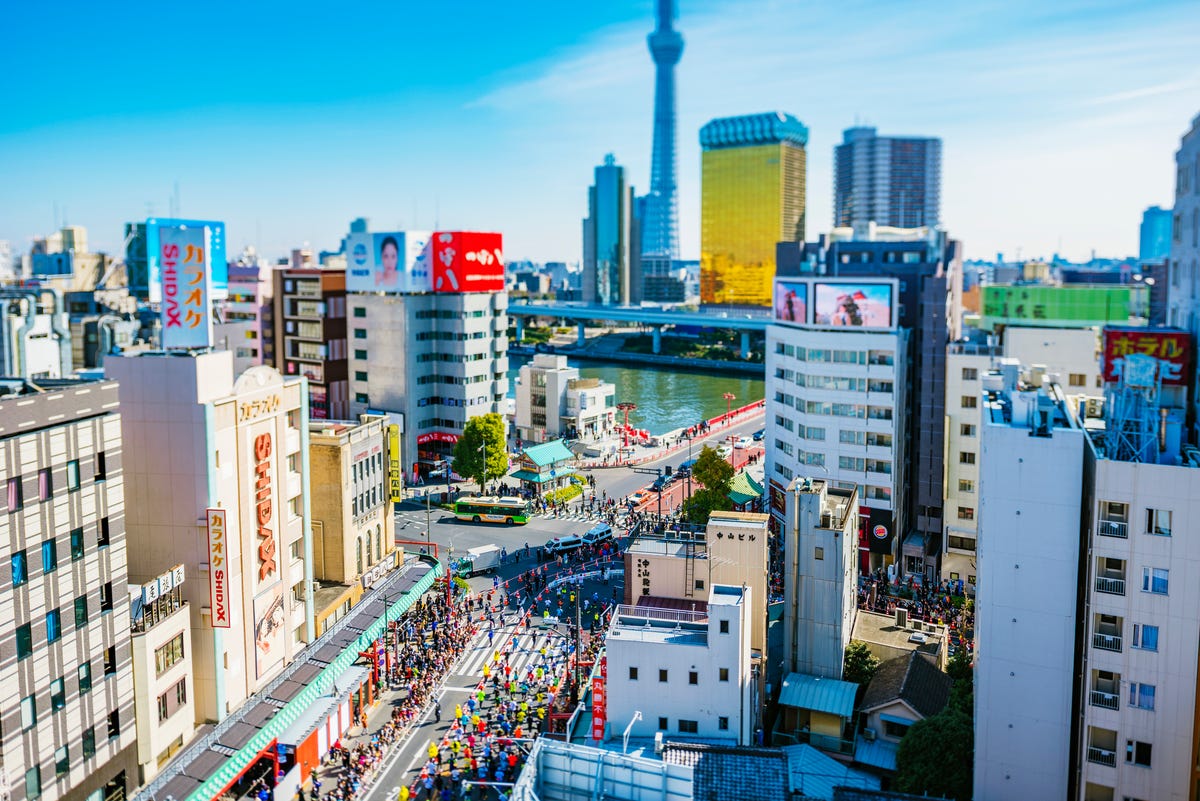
[642,0,682,275]
[834,127,942,230]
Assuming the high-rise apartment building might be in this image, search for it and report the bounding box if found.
[778,229,962,581]
[273,267,347,420]
[1167,113,1200,441]
[834,127,942,230]
[700,112,807,307]
[1140,205,1173,262]
[106,353,313,723]
[582,155,641,306]
[0,379,138,801]
[215,260,276,377]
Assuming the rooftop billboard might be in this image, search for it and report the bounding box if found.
[1101,327,1190,386]
[147,218,227,302]
[813,282,893,327]
[431,232,504,293]
[345,231,433,294]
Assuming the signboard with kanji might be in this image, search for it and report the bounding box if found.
[1102,327,1191,386]
[159,225,214,349]
[591,676,606,741]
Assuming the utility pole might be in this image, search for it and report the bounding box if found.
[425,490,432,553]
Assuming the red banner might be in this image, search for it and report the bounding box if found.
[416,432,460,445]
[591,676,606,741]
[1101,328,1190,385]
[431,232,504,293]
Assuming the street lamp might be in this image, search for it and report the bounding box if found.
[722,392,736,426]
[617,402,637,450]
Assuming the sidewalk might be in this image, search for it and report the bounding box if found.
[577,400,766,470]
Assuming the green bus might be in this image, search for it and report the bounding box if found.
[453,496,530,525]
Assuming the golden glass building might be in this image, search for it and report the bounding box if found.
[700,112,808,307]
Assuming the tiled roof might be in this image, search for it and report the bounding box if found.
[860,652,951,720]
[778,672,857,719]
[522,439,576,467]
[781,744,881,799]
[662,743,788,801]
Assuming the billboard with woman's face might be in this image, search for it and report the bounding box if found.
[773,281,808,323]
[345,231,433,293]
[813,282,894,327]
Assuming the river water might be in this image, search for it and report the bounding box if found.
[508,355,765,436]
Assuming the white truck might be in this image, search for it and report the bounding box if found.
[454,544,503,577]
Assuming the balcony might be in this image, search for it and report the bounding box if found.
[1086,747,1117,768]
[1095,576,1125,596]
[1092,631,1122,652]
[1089,690,1119,711]
[1097,520,1128,539]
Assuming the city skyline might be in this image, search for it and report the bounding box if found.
[2,0,1198,265]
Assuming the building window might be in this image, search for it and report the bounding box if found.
[1132,624,1159,651]
[629,667,638,680]
[658,717,668,731]
[7,476,23,511]
[75,594,90,628]
[356,393,369,404]
[959,451,976,465]
[719,668,730,682]
[155,634,185,676]
[107,710,120,739]
[55,746,69,778]
[20,694,36,729]
[353,307,366,318]
[104,646,117,676]
[694,579,704,591]
[958,479,975,493]
[42,539,57,573]
[12,550,27,586]
[678,720,699,734]
[82,727,95,759]
[100,581,113,612]
[688,671,698,685]
[78,662,92,694]
[659,669,668,683]
[17,623,32,659]
[959,424,976,437]
[961,395,977,409]
[25,766,40,801]
[1129,683,1156,710]
[1145,508,1171,536]
[1126,740,1152,767]
[66,460,80,491]
[718,717,729,731]
[355,349,368,360]
[95,452,106,481]
[1069,373,1086,387]
[958,506,975,521]
[353,329,367,339]
[46,609,61,643]
[814,546,824,560]
[884,719,912,738]
[961,367,978,381]
[355,371,368,382]
[1142,567,1169,595]
[38,468,52,501]
[98,517,110,547]
[71,528,84,560]
[50,678,65,711]
[720,620,729,634]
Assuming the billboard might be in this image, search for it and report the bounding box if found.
[345,231,433,294]
[146,218,227,302]
[388,424,404,503]
[813,282,893,327]
[431,232,504,293]
[773,280,808,323]
[980,285,1138,330]
[867,506,895,555]
[253,583,286,679]
[160,225,215,349]
[1102,327,1191,386]
[206,509,231,629]
[591,676,606,741]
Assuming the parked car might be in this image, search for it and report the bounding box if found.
[544,534,584,555]
[734,436,753,449]
[752,428,765,441]
[716,444,733,458]
[582,523,614,545]
[652,475,670,491]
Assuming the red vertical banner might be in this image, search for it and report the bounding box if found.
[591,676,606,741]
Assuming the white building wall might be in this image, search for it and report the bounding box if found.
[974,390,1084,801]
[1003,325,1101,393]
[1080,456,1200,801]
[941,347,993,585]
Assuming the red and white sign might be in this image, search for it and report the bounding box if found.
[591,676,606,741]
[416,431,460,445]
[431,232,504,293]
[1101,327,1191,386]
[160,225,213,348]
[254,433,278,581]
[206,508,231,629]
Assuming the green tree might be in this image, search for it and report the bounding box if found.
[842,640,880,687]
[681,487,731,525]
[692,445,734,493]
[452,413,509,493]
[895,709,974,801]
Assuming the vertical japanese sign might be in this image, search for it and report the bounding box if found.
[591,676,606,741]
[388,425,404,503]
[206,509,231,629]
[160,225,214,349]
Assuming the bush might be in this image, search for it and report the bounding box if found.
[545,484,582,504]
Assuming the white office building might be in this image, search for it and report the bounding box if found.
[973,366,1085,801]
[780,478,859,679]
[514,354,616,445]
[1003,325,1103,393]
[604,584,754,746]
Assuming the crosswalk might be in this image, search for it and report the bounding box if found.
[451,615,572,683]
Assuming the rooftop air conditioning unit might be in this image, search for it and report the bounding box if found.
[863,727,877,742]
[654,731,664,754]
[895,607,908,628]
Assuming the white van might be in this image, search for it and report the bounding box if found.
[544,534,584,556]
[582,523,614,545]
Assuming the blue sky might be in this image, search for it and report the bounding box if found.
[2,0,1198,264]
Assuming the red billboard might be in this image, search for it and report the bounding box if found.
[431,232,504,293]
[591,676,606,741]
[1101,328,1191,385]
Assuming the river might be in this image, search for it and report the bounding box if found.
[508,355,765,436]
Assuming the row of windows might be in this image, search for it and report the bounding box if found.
[415,352,501,363]
[12,523,111,585]
[155,633,186,677]
[790,373,894,393]
[6,453,105,512]
[157,678,188,722]
[1099,501,1173,537]
[628,666,732,683]
[18,656,110,734]
[27,725,113,798]
[774,344,894,365]
[16,590,113,657]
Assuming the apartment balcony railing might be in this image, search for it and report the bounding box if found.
[1092,632,1122,652]
[1087,746,1117,768]
[1098,520,1128,539]
[1095,576,1125,596]
[1089,690,1119,711]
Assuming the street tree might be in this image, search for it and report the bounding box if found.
[452,413,508,493]
[692,445,734,493]
[681,486,730,525]
[895,708,973,800]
